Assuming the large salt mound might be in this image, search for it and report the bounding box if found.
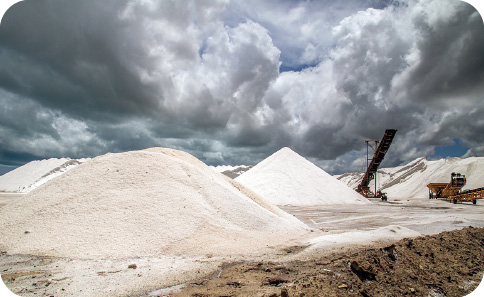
[383,157,484,198]
[0,158,86,193]
[235,147,370,206]
[0,149,307,259]
[337,156,484,199]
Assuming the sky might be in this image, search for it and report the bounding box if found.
[0,0,483,176]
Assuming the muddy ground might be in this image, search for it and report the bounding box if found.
[168,226,484,297]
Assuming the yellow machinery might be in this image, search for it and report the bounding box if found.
[448,187,484,204]
[427,173,466,198]
[427,173,483,204]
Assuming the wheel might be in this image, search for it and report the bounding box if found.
[473,200,477,205]
[453,198,457,204]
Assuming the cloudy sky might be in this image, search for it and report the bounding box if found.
[0,0,483,175]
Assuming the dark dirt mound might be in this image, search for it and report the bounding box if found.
[168,226,484,297]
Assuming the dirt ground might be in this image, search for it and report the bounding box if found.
[167,226,484,297]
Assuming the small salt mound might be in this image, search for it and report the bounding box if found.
[302,225,421,255]
[0,149,307,259]
[0,158,86,193]
[235,147,370,206]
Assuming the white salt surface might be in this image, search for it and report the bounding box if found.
[0,158,87,193]
[235,147,370,206]
[0,148,308,259]
[303,225,421,255]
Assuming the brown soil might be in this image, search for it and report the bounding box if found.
[168,226,484,297]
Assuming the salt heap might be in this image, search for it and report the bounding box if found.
[382,157,484,198]
[337,156,484,199]
[235,147,370,206]
[0,148,307,259]
[0,158,86,193]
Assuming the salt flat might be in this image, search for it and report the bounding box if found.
[282,198,484,235]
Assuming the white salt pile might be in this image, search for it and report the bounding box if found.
[0,158,87,193]
[211,165,252,178]
[235,147,370,206]
[383,157,484,198]
[0,148,307,259]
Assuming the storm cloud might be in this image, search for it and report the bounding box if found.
[0,0,483,174]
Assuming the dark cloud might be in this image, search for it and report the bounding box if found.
[0,0,483,174]
[0,0,163,120]
[427,107,484,154]
[399,0,484,105]
[0,148,39,167]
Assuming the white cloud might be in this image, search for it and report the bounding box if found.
[253,0,484,170]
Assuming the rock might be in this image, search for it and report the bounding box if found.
[265,278,288,286]
[128,264,137,269]
[281,288,289,297]
[350,261,376,281]
[360,289,370,297]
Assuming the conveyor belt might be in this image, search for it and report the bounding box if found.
[449,187,484,204]
[357,129,397,195]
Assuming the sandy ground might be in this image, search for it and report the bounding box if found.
[1,195,484,296]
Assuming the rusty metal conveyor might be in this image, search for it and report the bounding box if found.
[448,187,484,204]
[357,129,397,197]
